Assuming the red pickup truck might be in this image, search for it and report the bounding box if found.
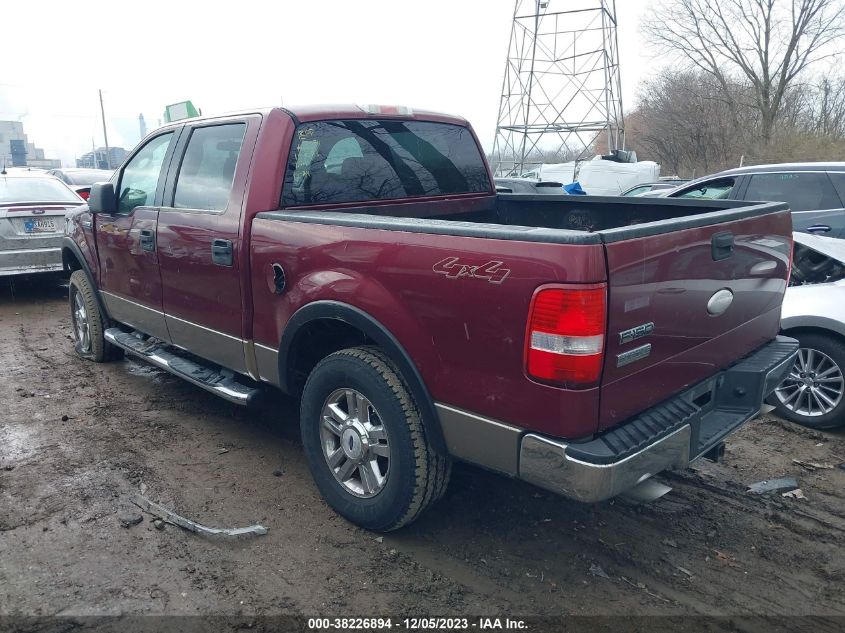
[63,105,798,531]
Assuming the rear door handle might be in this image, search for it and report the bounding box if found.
[806,224,831,233]
[211,238,233,266]
[139,228,155,252]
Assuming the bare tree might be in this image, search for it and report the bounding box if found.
[643,0,845,144]
[627,69,756,176]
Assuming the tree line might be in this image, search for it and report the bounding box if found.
[627,0,845,178]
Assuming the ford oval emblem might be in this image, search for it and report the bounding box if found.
[707,288,734,316]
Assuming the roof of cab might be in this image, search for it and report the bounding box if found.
[154,104,470,129]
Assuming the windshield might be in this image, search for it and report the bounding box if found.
[0,176,81,204]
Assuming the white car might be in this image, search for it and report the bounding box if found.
[771,232,845,428]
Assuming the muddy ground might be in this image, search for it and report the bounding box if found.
[1,276,844,628]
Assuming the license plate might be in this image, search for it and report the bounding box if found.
[24,218,58,234]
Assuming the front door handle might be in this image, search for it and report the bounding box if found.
[139,228,155,252]
[806,224,831,233]
[212,238,233,266]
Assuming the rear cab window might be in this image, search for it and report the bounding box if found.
[282,119,491,206]
[743,172,842,211]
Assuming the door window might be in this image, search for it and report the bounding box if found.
[674,178,735,200]
[744,172,841,211]
[173,123,247,211]
[117,133,174,214]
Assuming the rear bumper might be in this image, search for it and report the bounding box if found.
[518,336,799,503]
[0,246,64,276]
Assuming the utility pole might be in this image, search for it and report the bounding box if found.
[99,89,111,170]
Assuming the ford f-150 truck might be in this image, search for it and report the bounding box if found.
[63,105,798,531]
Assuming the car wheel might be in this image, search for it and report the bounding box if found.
[68,270,122,362]
[300,346,450,532]
[772,332,845,430]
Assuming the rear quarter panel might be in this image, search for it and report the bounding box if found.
[250,218,607,439]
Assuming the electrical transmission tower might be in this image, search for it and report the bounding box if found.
[491,0,625,176]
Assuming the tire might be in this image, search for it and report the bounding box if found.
[771,332,845,430]
[300,346,450,532]
[68,270,122,362]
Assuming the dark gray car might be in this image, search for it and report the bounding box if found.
[663,163,845,239]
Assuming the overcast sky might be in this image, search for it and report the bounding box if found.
[0,0,656,167]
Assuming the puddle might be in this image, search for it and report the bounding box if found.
[0,423,42,462]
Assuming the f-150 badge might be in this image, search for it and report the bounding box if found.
[433,257,511,284]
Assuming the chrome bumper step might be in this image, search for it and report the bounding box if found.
[104,328,260,406]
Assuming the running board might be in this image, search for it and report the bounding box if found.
[104,328,260,406]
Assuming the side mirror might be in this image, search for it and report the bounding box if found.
[89,182,117,214]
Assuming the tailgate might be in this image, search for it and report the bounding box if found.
[598,204,792,430]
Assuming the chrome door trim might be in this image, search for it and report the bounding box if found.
[100,290,171,341]
[165,313,246,374]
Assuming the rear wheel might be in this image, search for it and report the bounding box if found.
[772,332,845,430]
[68,270,122,362]
[300,347,450,531]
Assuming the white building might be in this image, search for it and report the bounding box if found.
[0,121,61,170]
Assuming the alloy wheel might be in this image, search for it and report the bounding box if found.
[775,347,844,417]
[72,290,91,354]
[319,388,391,498]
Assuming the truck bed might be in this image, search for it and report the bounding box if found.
[261,194,786,245]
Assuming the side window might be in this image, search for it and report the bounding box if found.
[173,123,246,211]
[674,178,735,200]
[827,172,845,205]
[282,119,491,206]
[744,172,841,211]
[117,133,174,214]
[623,185,650,196]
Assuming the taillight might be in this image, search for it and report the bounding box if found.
[525,284,607,388]
[78,190,90,200]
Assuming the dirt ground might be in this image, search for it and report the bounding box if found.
[1,276,844,627]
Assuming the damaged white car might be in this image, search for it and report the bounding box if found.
[771,232,845,429]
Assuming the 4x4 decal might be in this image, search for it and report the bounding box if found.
[432,257,511,284]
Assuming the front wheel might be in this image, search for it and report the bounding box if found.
[68,270,122,362]
[772,332,845,430]
[300,347,450,532]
